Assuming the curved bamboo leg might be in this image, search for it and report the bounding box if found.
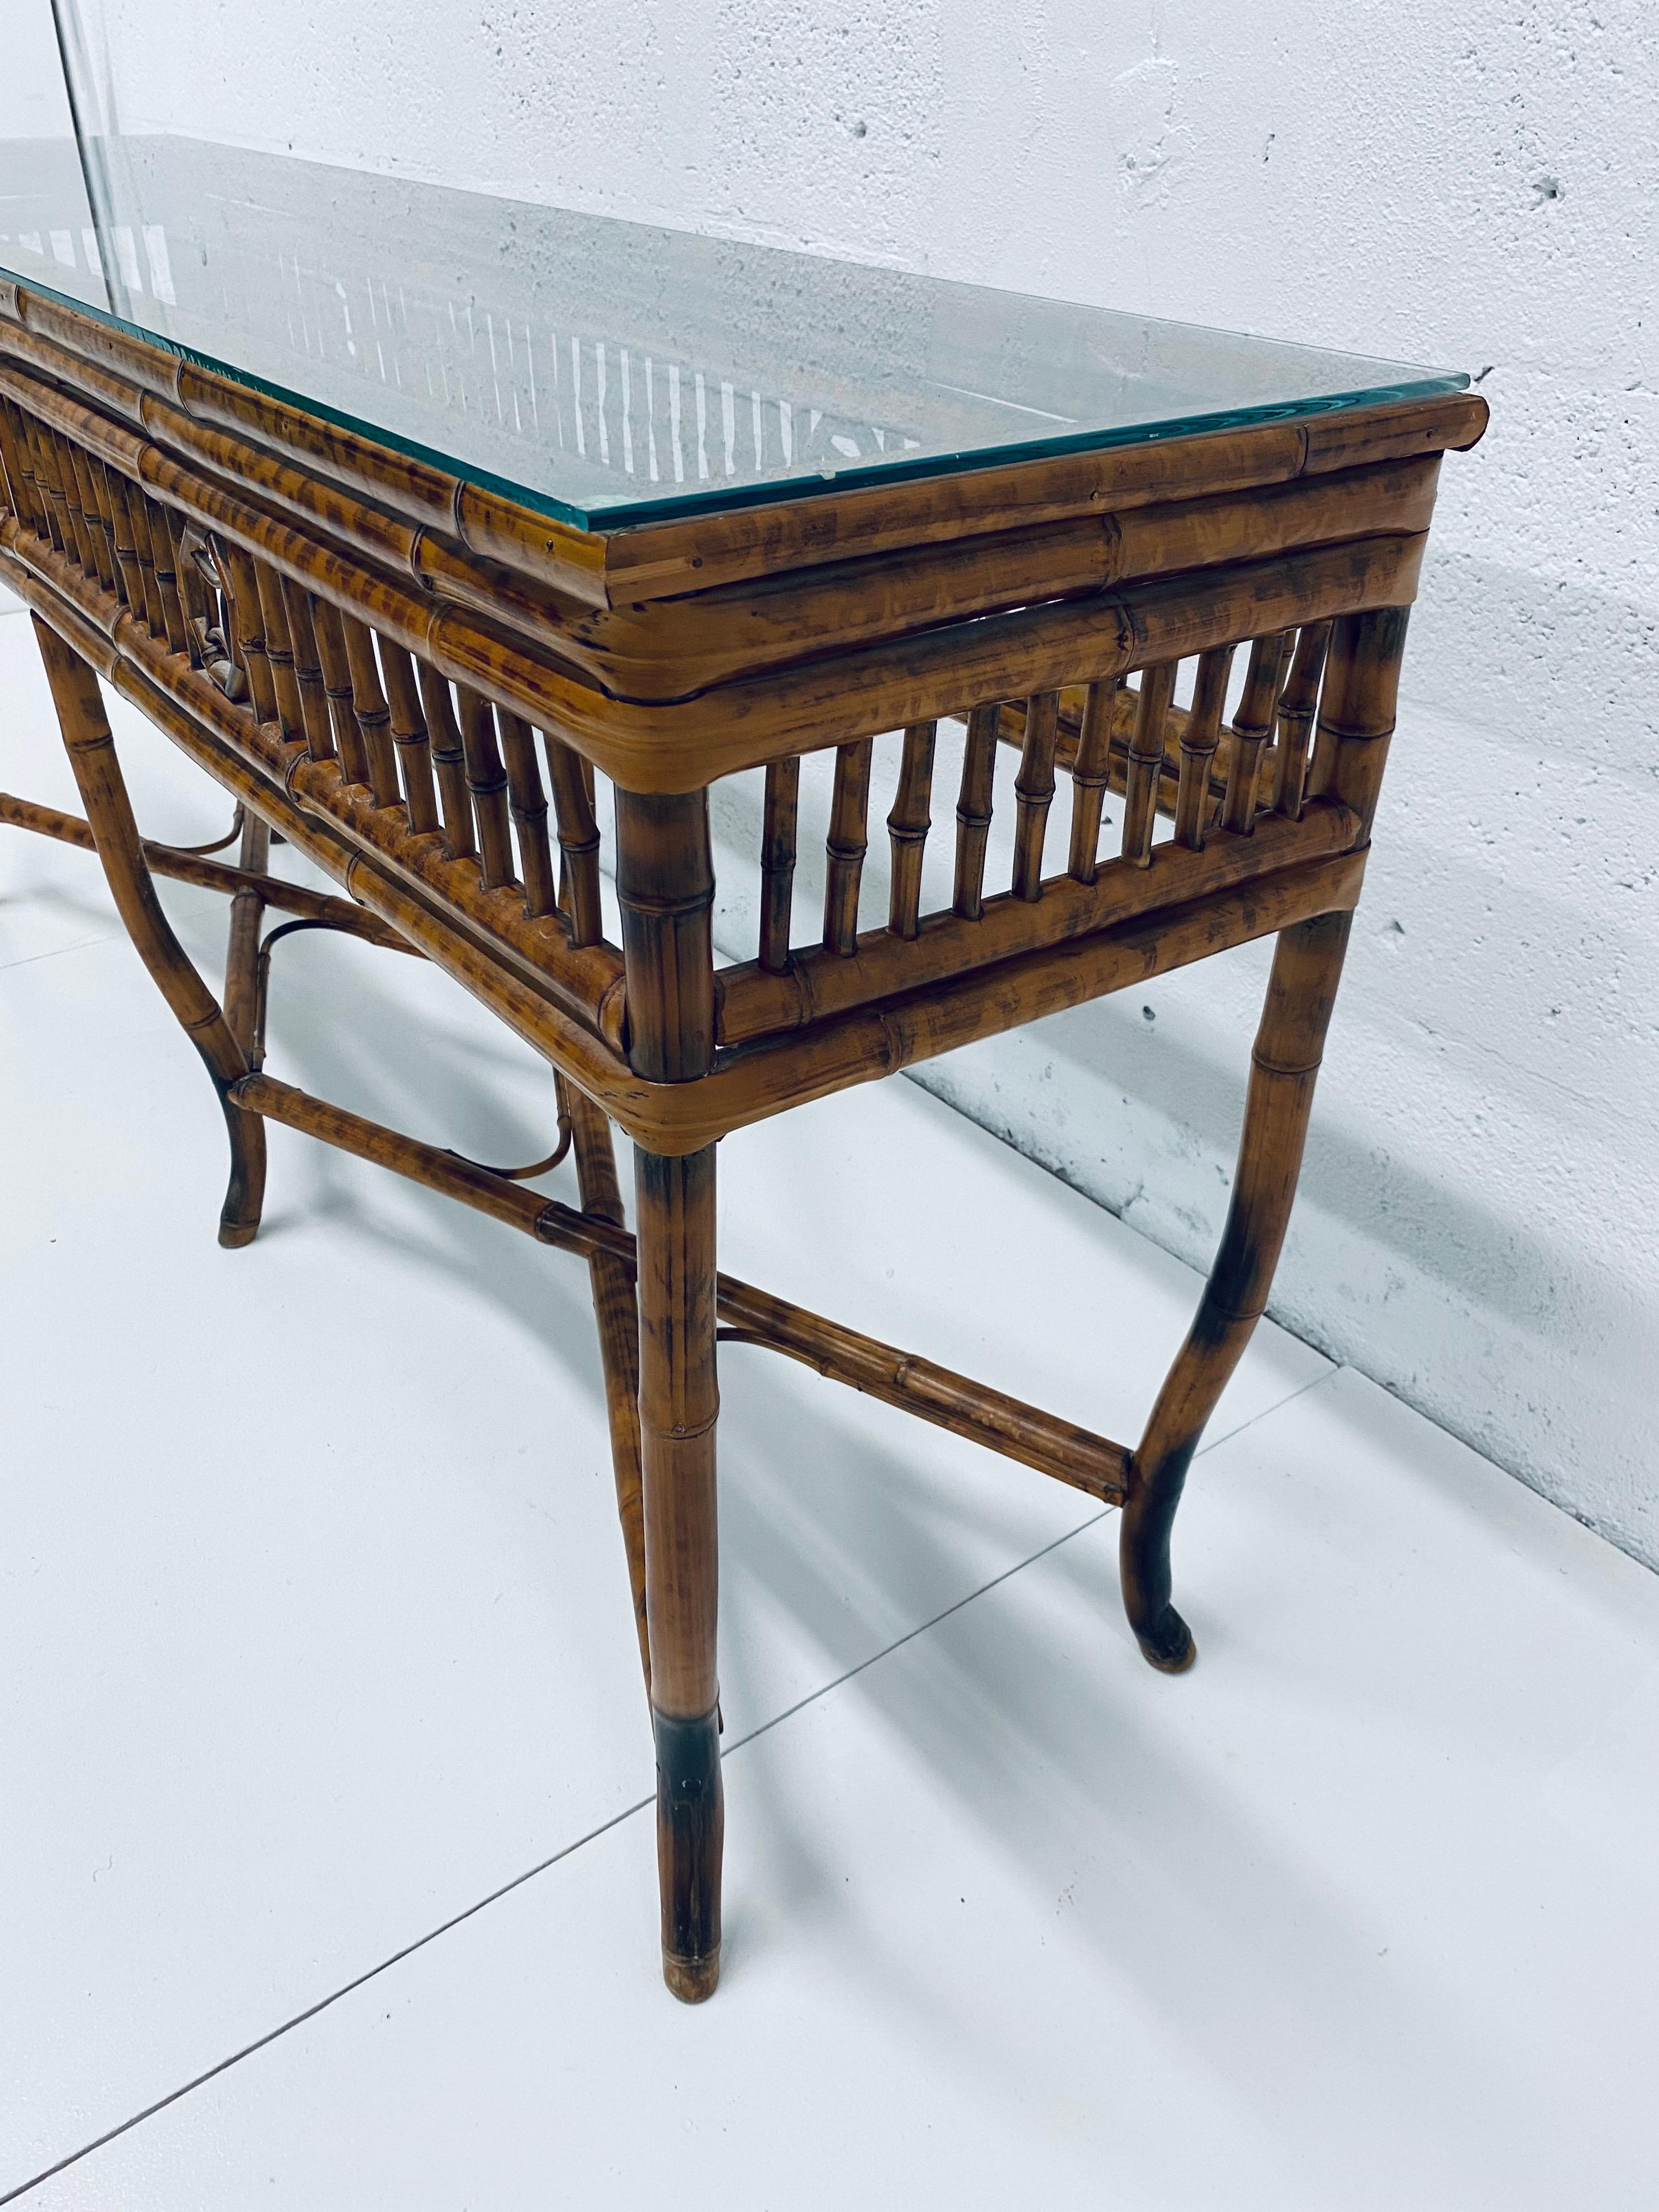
[32,615,263,1246]
[562,1078,651,1691]
[1121,907,1353,1672]
[637,1141,723,2003]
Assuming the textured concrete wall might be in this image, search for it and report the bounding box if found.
[74,0,1659,1559]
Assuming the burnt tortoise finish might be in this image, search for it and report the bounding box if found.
[0,273,1486,2000]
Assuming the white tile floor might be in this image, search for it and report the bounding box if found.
[3,589,1658,2208]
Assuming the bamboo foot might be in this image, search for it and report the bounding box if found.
[655,1707,723,2002]
[215,1138,264,1248]
[1134,1604,1197,1674]
[1120,1433,1203,1673]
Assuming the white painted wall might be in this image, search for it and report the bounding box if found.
[50,1,1659,1559]
[1,6,81,142]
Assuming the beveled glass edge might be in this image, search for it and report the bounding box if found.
[0,260,1470,539]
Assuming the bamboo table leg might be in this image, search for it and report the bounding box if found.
[636,1141,723,2002]
[615,786,724,2000]
[222,806,270,1066]
[1119,603,1406,1672]
[563,1079,651,1690]
[32,614,264,1247]
[1120,907,1352,1672]
[218,807,271,1243]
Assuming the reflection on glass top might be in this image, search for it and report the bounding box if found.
[1,135,1468,534]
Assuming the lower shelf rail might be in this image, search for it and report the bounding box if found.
[234,1068,1132,1507]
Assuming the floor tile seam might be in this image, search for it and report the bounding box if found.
[0,928,122,979]
[1187,1362,1341,1459]
[717,1363,1342,1767]
[0,1366,1350,2200]
[2,1503,1125,2195]
[0,1788,655,2206]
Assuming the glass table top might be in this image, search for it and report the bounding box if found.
[1,134,1468,534]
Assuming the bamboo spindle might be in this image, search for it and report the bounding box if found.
[758,755,800,973]
[163,507,206,662]
[67,445,116,594]
[338,611,401,807]
[276,574,338,766]
[102,465,143,616]
[46,431,87,571]
[14,408,52,538]
[23,417,66,555]
[53,432,93,577]
[823,737,874,955]
[1272,620,1332,822]
[416,662,477,862]
[221,541,277,724]
[41,426,79,564]
[92,461,130,605]
[497,708,559,918]
[1223,632,1293,834]
[53,435,88,571]
[1121,662,1177,866]
[96,462,135,608]
[24,422,54,540]
[1306,605,1410,839]
[953,701,1001,920]
[1173,645,1235,851]
[122,473,168,638]
[82,451,122,597]
[886,719,937,940]
[58,432,102,580]
[14,408,50,538]
[26,420,64,550]
[25,420,59,542]
[457,687,517,891]
[48,430,93,577]
[1,408,29,530]
[251,557,305,743]
[33,427,70,558]
[62,435,102,582]
[377,639,441,837]
[0,400,40,532]
[166,506,211,652]
[146,496,191,655]
[542,730,604,946]
[91,460,132,609]
[1011,690,1060,901]
[309,596,369,785]
[1066,675,1121,884]
[18,418,53,550]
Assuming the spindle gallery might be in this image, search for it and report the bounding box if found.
[0,271,1485,2002]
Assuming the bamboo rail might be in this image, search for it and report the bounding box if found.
[231,1071,1131,1503]
[0,789,415,947]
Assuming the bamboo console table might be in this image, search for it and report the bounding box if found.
[0,139,1485,2001]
